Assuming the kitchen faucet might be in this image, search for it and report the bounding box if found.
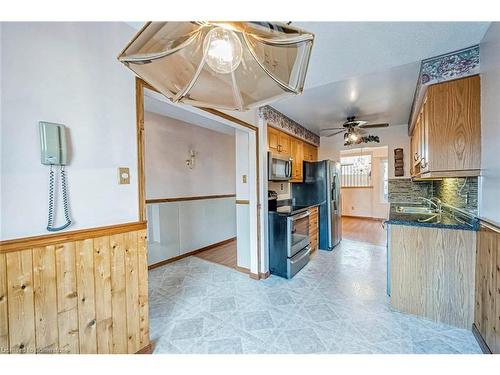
[419,197,442,213]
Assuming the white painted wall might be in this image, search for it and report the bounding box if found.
[144,111,236,199]
[319,124,410,179]
[223,108,267,275]
[235,130,250,269]
[1,22,139,240]
[144,111,237,265]
[147,198,236,266]
[480,22,500,224]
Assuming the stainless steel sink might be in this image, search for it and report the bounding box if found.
[395,206,437,215]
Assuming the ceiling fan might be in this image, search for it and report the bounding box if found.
[320,116,389,145]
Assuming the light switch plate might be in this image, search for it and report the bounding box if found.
[242,174,247,183]
[119,167,130,184]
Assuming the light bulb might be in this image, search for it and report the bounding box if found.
[203,27,243,74]
[350,133,358,141]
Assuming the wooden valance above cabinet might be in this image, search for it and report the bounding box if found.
[267,125,318,183]
[410,75,481,179]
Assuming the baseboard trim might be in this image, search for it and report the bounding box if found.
[342,215,385,222]
[148,237,237,270]
[235,265,250,274]
[472,323,492,354]
[259,271,271,279]
[0,221,147,253]
[135,343,153,354]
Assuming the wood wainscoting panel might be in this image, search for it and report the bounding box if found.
[124,231,140,354]
[55,243,80,354]
[93,236,113,354]
[6,250,36,353]
[110,233,128,354]
[33,246,59,354]
[390,225,476,329]
[137,230,149,349]
[76,239,97,354]
[0,223,149,354]
[474,224,500,353]
[0,254,8,353]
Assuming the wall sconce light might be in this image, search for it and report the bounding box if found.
[186,149,197,169]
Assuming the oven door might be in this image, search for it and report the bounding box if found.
[287,210,310,257]
[268,152,292,181]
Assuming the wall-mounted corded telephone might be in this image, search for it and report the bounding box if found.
[39,121,72,232]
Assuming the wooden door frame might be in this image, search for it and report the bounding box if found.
[135,78,263,279]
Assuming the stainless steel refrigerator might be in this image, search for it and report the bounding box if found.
[291,160,342,250]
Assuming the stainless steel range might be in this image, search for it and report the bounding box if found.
[268,203,312,279]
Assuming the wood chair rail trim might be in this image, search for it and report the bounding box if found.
[0,222,147,253]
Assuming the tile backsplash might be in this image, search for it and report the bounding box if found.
[388,177,478,215]
[388,178,433,204]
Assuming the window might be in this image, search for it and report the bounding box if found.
[381,159,388,203]
[340,154,372,187]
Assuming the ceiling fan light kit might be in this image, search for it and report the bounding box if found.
[321,116,388,146]
[118,22,314,111]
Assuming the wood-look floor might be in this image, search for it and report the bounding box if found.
[342,216,387,247]
[194,238,238,270]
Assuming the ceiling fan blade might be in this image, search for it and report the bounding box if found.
[325,130,346,137]
[358,123,389,128]
[320,127,345,132]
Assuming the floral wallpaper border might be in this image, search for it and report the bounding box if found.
[409,45,480,130]
[258,105,320,146]
[420,45,480,85]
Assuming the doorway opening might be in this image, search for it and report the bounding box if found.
[135,79,261,277]
[339,146,388,246]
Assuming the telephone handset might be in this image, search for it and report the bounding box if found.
[39,121,72,232]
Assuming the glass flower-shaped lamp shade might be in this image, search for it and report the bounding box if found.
[118,22,314,111]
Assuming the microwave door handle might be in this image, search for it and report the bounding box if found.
[285,160,290,178]
[288,160,292,178]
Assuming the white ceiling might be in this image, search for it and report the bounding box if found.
[144,89,235,135]
[127,22,491,136]
[271,22,491,134]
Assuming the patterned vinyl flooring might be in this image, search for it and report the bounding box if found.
[148,239,482,354]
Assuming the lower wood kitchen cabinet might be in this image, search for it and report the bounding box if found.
[309,206,319,251]
[474,222,500,354]
[388,224,476,329]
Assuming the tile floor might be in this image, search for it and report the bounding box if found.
[149,239,482,354]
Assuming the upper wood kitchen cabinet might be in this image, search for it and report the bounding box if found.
[267,125,318,183]
[268,126,291,156]
[290,138,304,182]
[410,75,481,179]
[303,143,318,162]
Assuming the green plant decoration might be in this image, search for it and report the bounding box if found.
[344,135,380,146]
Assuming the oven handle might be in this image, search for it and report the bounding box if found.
[290,246,311,265]
[291,210,310,221]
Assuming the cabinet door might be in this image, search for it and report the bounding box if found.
[290,138,303,181]
[420,98,429,173]
[311,146,318,161]
[427,75,481,172]
[278,132,291,155]
[303,143,311,161]
[411,117,420,167]
[268,126,280,153]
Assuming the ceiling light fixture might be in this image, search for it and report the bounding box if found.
[204,27,242,74]
[118,22,314,111]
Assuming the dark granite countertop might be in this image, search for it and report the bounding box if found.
[385,203,479,231]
